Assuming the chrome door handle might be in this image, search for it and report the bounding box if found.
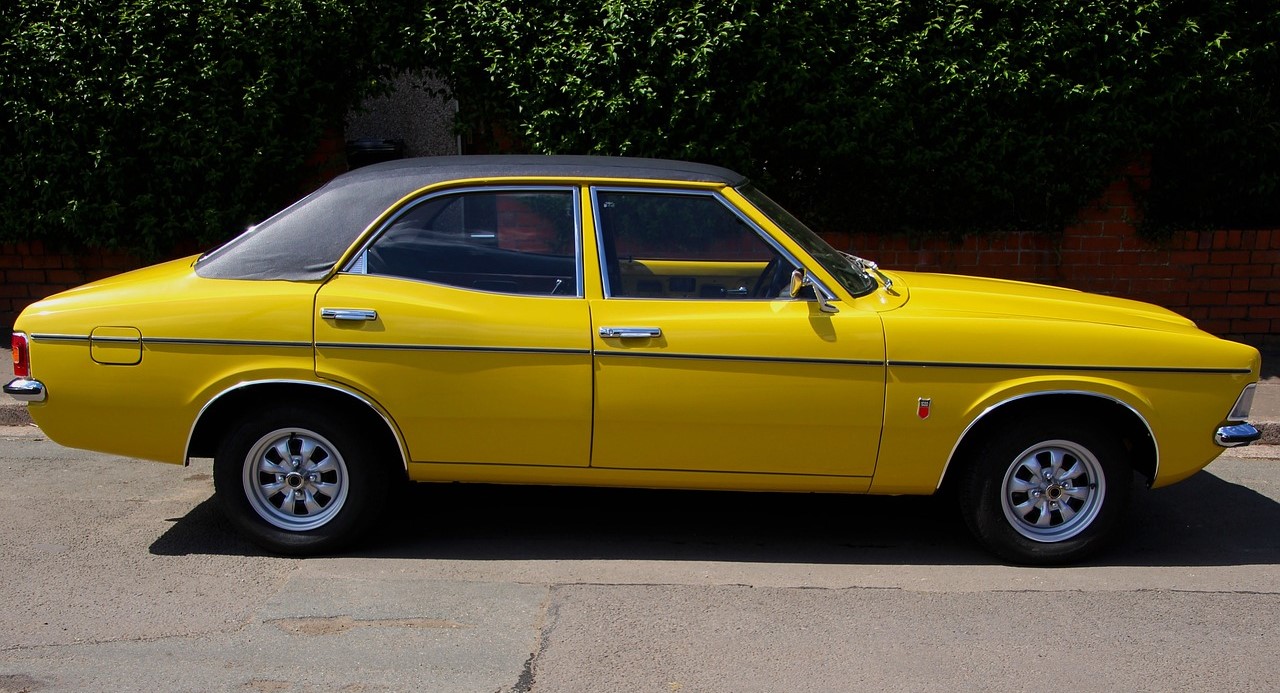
[599,326,662,339]
[321,308,378,322]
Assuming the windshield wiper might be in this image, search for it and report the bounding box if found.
[839,252,894,292]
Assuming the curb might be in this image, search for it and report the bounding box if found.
[3,401,1280,446]
[0,402,31,427]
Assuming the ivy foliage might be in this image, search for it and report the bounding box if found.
[0,0,421,254]
[1,1,1276,252]
[422,0,1280,236]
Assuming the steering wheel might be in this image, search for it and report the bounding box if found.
[751,256,793,298]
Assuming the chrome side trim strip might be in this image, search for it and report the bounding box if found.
[185,379,410,471]
[144,337,312,349]
[4,377,46,403]
[597,351,884,367]
[31,334,313,350]
[317,342,591,356]
[890,360,1252,375]
[935,390,1159,490]
[30,333,90,343]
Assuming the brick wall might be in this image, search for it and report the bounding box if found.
[1,242,147,333]
[819,174,1280,349]
[4,177,1279,348]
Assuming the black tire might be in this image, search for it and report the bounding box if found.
[957,422,1131,565]
[213,406,391,555]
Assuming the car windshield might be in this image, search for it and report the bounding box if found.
[736,185,877,297]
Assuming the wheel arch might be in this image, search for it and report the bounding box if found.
[186,380,408,477]
[939,391,1158,492]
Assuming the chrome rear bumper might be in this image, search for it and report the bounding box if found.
[3,378,46,403]
[1215,422,1260,447]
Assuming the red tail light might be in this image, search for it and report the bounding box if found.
[11,333,29,378]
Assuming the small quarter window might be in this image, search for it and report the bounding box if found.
[363,189,579,296]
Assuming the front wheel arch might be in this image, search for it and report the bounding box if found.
[941,392,1157,494]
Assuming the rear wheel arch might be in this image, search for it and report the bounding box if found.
[186,381,407,476]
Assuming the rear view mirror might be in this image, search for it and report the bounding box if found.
[790,269,839,313]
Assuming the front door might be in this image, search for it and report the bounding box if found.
[588,188,885,477]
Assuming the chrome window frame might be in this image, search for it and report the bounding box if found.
[588,186,835,302]
[343,185,584,299]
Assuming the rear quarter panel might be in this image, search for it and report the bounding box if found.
[18,258,319,464]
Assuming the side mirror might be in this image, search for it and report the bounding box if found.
[790,269,839,313]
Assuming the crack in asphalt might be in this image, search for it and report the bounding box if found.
[505,585,555,693]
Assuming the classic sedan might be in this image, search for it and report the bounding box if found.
[5,155,1262,564]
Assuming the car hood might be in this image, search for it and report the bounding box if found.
[887,271,1199,333]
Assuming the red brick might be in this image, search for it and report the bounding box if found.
[1188,291,1224,306]
[1231,279,1252,292]
[0,283,28,298]
[1129,278,1174,292]
[1167,231,1195,250]
[1247,305,1280,320]
[1251,278,1280,292]
[1199,319,1231,334]
[0,255,21,269]
[1223,290,1264,303]
[1080,235,1123,252]
[1211,233,1230,250]
[5,269,44,283]
[1210,250,1251,264]
[1169,250,1211,265]
[1232,263,1272,278]
[101,255,140,271]
[46,269,85,285]
[1101,222,1139,238]
[1192,264,1234,278]
[1251,249,1280,264]
[1227,230,1242,247]
[22,254,58,269]
[1210,306,1249,320]
[1231,319,1271,333]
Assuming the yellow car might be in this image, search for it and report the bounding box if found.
[5,156,1262,563]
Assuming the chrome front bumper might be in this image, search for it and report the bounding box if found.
[1215,422,1261,447]
[3,377,46,403]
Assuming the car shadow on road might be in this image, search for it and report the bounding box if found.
[150,469,1280,567]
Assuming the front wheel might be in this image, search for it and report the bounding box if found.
[957,424,1131,565]
[213,407,390,555]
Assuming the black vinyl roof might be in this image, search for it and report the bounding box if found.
[195,155,747,281]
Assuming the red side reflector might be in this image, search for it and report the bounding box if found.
[11,333,29,378]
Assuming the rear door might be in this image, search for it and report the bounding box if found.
[314,186,593,467]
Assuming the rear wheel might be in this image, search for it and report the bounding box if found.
[213,407,390,555]
[957,423,1131,565]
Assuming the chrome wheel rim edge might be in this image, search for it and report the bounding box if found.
[999,439,1106,543]
[241,427,350,532]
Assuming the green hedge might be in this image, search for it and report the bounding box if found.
[0,0,420,255]
[422,0,1280,236]
[2,1,1277,253]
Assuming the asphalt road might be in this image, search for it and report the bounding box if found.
[1,425,1277,692]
